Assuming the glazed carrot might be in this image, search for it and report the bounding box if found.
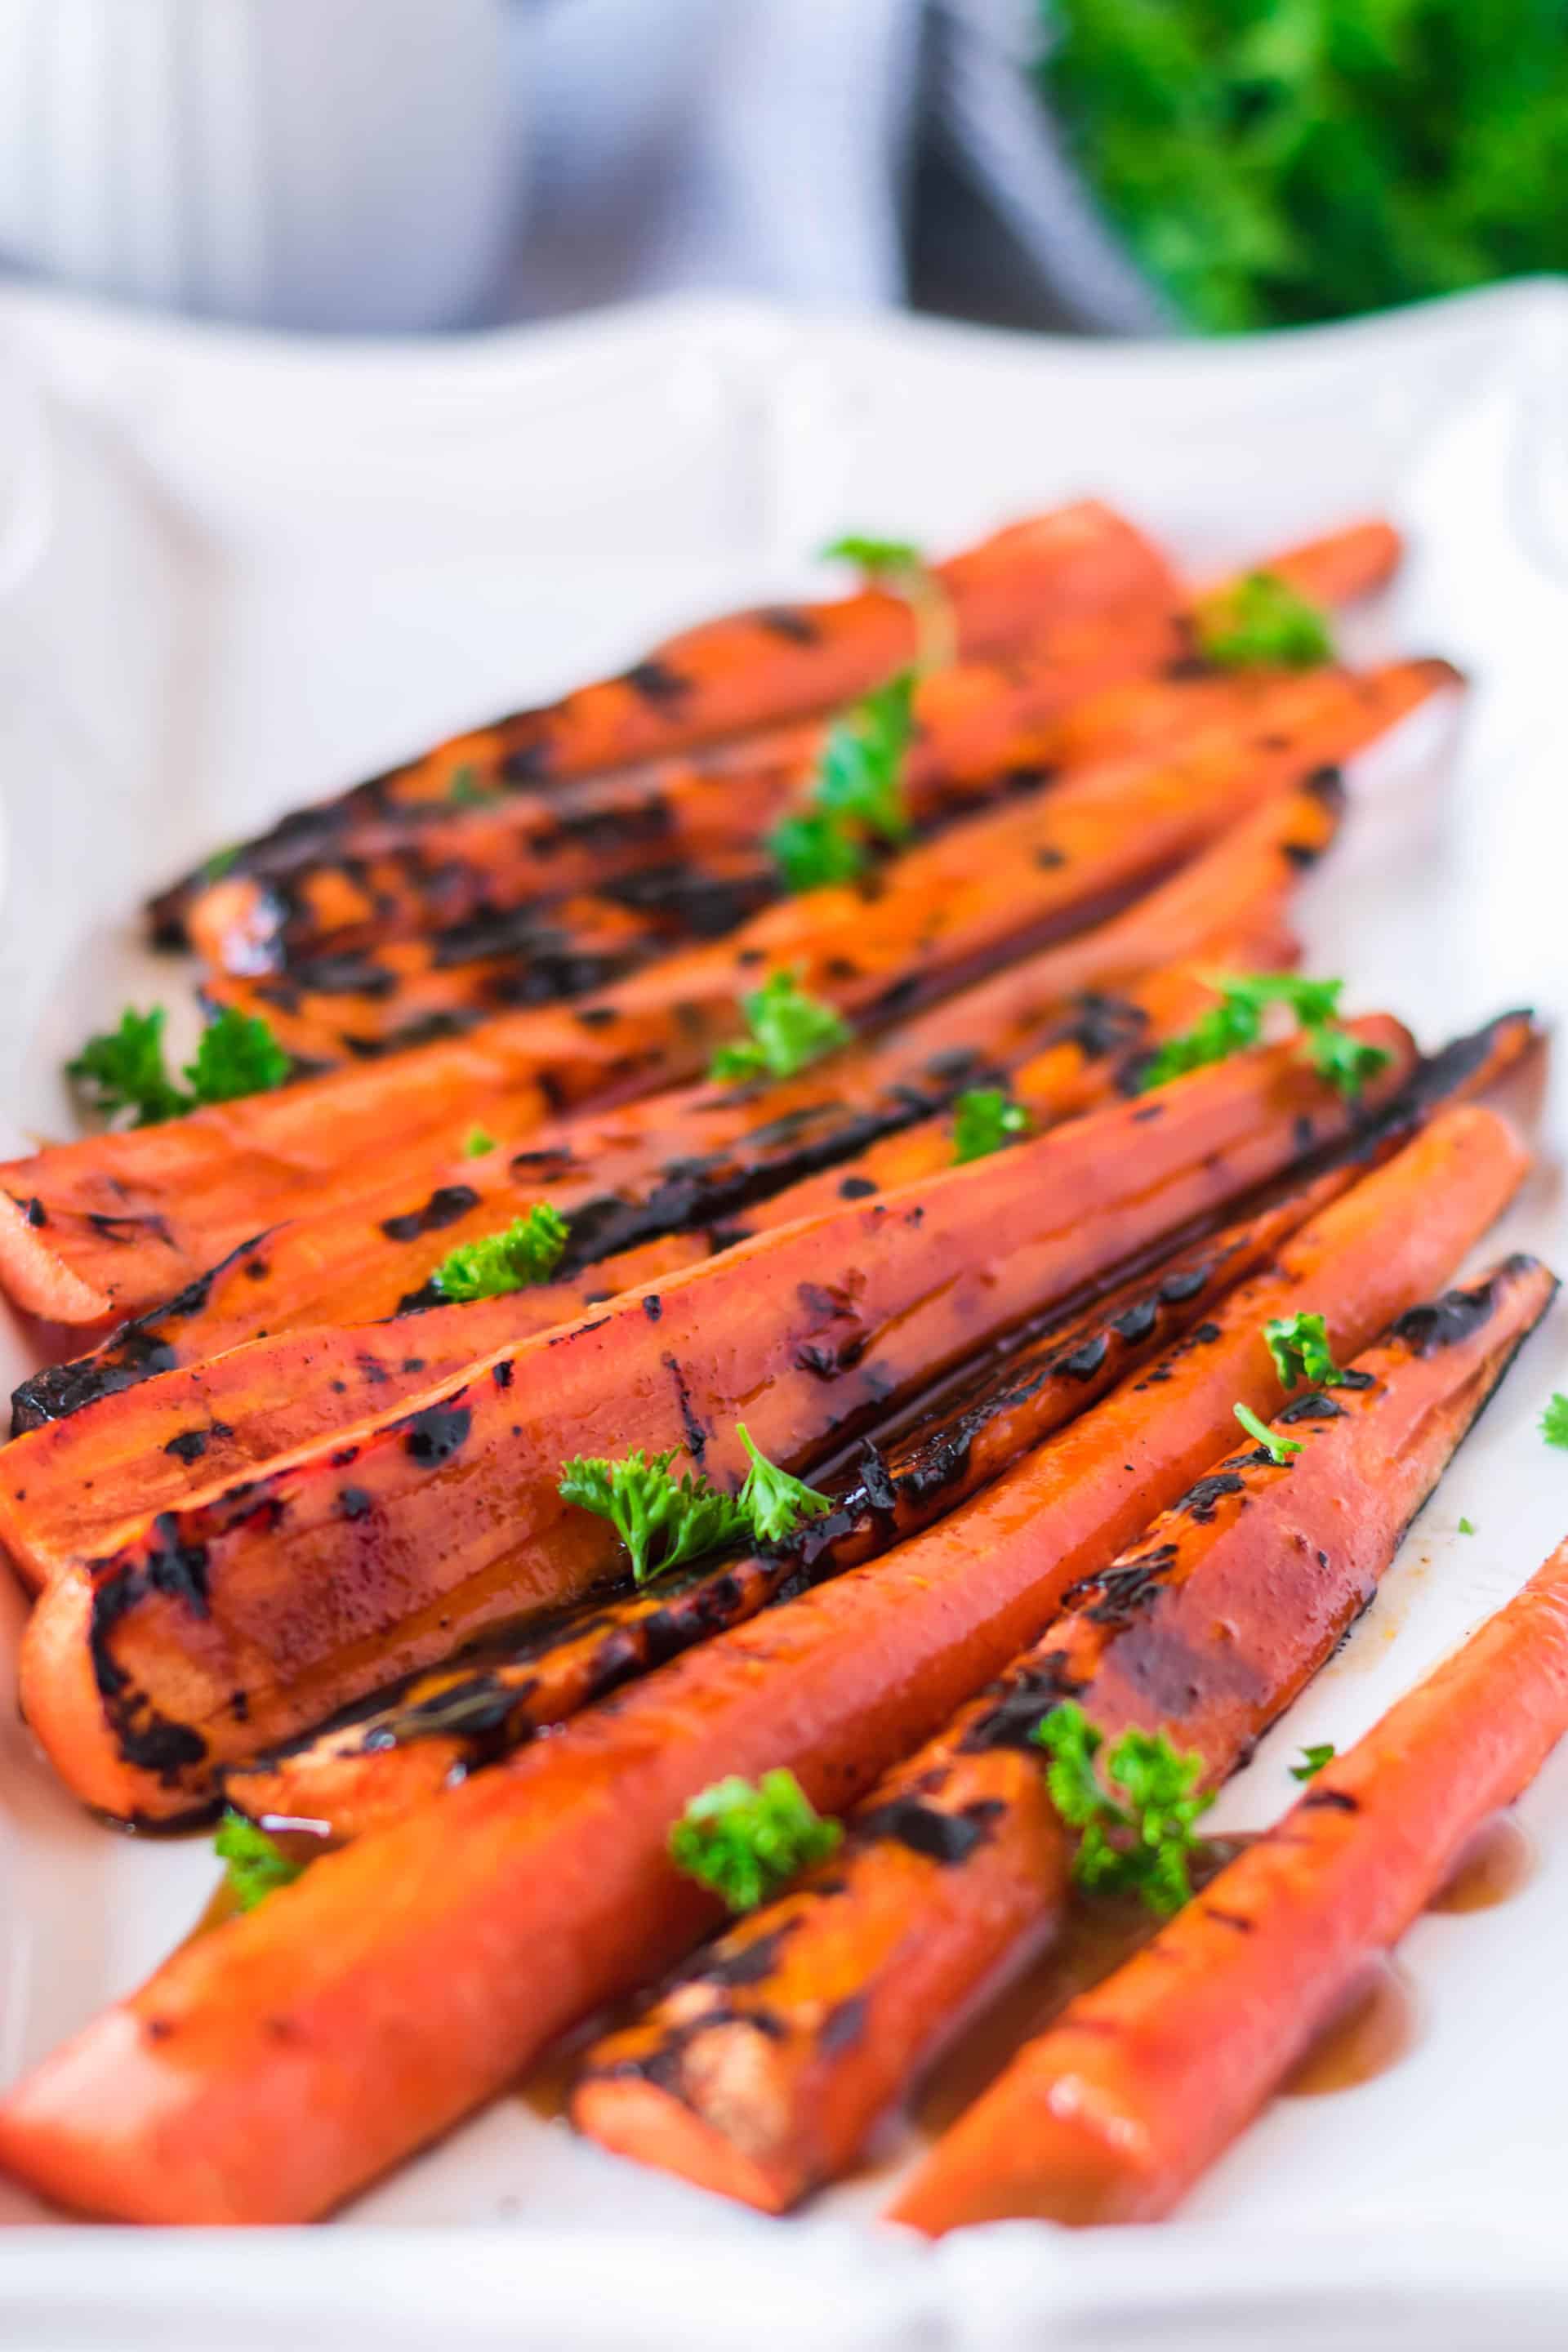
[1,661,1446,1325]
[577,1251,1553,2212]
[893,1521,1568,2236]
[18,1021,1411,1823]
[149,502,1176,938]
[178,662,1426,1076]
[0,1105,1513,2226]
[220,1176,1346,1840]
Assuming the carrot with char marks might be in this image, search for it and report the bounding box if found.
[893,1521,1568,2237]
[0,1102,1520,2225]
[185,517,1401,976]
[220,1175,1347,1842]
[0,662,1446,1326]
[575,1250,1553,2213]
[151,501,1178,939]
[20,1021,1412,1823]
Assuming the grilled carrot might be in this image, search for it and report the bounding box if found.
[18,1021,1411,1823]
[150,502,1177,939]
[170,663,1427,1076]
[892,1521,1568,2236]
[0,1101,1512,2225]
[576,1251,1553,2212]
[220,1176,1346,1840]
[0,661,1446,1326]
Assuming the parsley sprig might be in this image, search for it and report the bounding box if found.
[708,969,852,1084]
[766,671,917,892]
[431,1205,569,1302]
[1233,1401,1303,1464]
[462,1126,496,1159]
[1137,971,1390,1102]
[1290,1743,1336,1782]
[1031,1702,1214,1914]
[1265,1310,1351,1391]
[822,534,956,674]
[669,1768,842,1913]
[215,1810,305,1913]
[1542,1393,1568,1450]
[67,1004,290,1129]
[952,1087,1033,1165]
[1192,572,1333,670]
[558,1430,832,1585]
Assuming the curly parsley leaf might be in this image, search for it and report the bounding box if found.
[952,1087,1033,1165]
[1193,572,1334,669]
[432,1204,568,1302]
[184,1007,292,1107]
[669,1767,842,1913]
[215,1809,305,1913]
[815,670,917,845]
[1265,1310,1350,1390]
[736,1424,835,1547]
[557,1446,752,1586]
[1233,1400,1303,1463]
[1290,1742,1336,1782]
[66,1007,190,1128]
[1542,1393,1568,1450]
[708,969,853,1084]
[1303,1020,1393,1102]
[766,806,868,893]
[1137,970,1388,1102]
[1031,1701,1214,1914]
[1458,1516,1477,1536]
[461,1125,496,1159]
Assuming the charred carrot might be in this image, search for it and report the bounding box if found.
[575,1250,1553,2212]
[150,503,1177,938]
[892,1518,1568,2236]
[0,1100,1514,2225]
[220,1176,1346,1840]
[2,658,1450,1325]
[17,1022,1412,1822]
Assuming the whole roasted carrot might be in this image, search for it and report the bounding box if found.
[574,1251,1554,2212]
[0,659,1448,1326]
[220,1175,1347,1841]
[150,502,1176,938]
[184,517,1400,976]
[21,1022,1412,1823]
[893,1521,1568,2236]
[0,1103,1515,2225]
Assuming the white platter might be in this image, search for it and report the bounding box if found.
[0,281,1566,2350]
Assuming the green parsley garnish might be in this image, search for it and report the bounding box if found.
[431,1205,568,1302]
[1264,1310,1350,1391]
[1137,970,1391,1102]
[1192,572,1333,670]
[822,536,954,671]
[951,1087,1033,1165]
[445,764,488,806]
[461,1125,496,1159]
[215,1810,305,1913]
[708,969,852,1084]
[1458,1517,1477,1536]
[736,1423,835,1546]
[766,670,917,893]
[1031,1701,1214,1914]
[559,1428,833,1584]
[1041,0,1568,335]
[1542,1394,1568,1450]
[1290,1743,1336,1782]
[200,844,241,884]
[669,1768,841,1913]
[67,1004,290,1129]
[1233,1401,1303,1463]
[766,807,869,893]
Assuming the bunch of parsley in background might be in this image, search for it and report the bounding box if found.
[1040,0,1568,330]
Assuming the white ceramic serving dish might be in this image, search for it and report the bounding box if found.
[0,281,1565,2350]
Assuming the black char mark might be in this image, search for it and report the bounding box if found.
[399,1401,473,1466]
[379,1185,482,1245]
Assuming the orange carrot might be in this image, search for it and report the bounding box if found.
[0,1102,1512,2225]
[22,1022,1412,1824]
[575,1253,1553,2212]
[219,1176,1344,1841]
[892,1519,1568,2236]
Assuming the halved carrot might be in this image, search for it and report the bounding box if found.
[0,1102,1512,2225]
[0,658,1450,1327]
[575,1252,1553,2212]
[220,1175,1346,1841]
[185,516,1400,977]
[17,1020,1413,1823]
[892,1520,1568,2235]
[149,502,1177,938]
